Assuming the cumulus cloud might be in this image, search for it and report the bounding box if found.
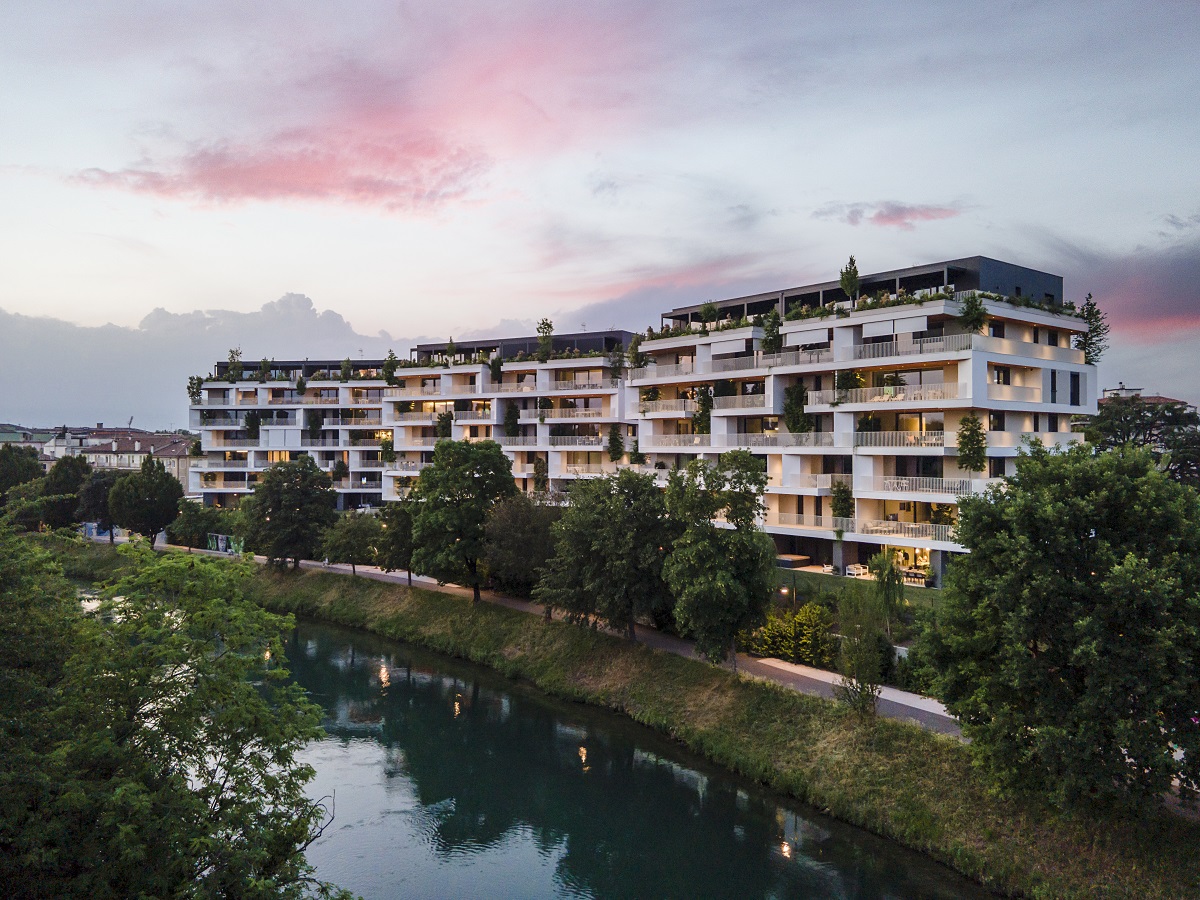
[814,201,961,231]
[0,295,407,428]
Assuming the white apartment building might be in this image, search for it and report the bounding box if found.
[188,257,1097,583]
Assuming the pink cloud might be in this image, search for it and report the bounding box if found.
[816,201,960,231]
[73,7,658,209]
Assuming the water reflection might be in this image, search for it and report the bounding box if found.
[287,624,991,900]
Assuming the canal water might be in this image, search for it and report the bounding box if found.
[287,622,991,899]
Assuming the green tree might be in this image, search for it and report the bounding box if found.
[698,301,719,334]
[485,493,560,598]
[434,410,453,439]
[664,453,774,667]
[379,436,396,464]
[957,293,987,332]
[836,590,885,717]
[867,550,905,641]
[244,409,262,440]
[536,318,554,363]
[186,374,205,404]
[377,497,416,585]
[839,255,860,305]
[0,545,349,897]
[628,333,648,368]
[1086,394,1200,487]
[956,412,987,474]
[532,456,549,492]
[628,439,646,466]
[606,422,625,462]
[167,497,222,551]
[535,469,674,635]
[240,455,337,568]
[1074,292,1110,364]
[411,440,516,601]
[382,349,400,386]
[305,408,323,439]
[760,308,782,354]
[829,480,854,520]
[108,457,184,545]
[607,343,625,376]
[340,357,352,382]
[295,374,307,396]
[488,355,503,383]
[226,346,243,382]
[833,368,863,402]
[257,356,270,382]
[782,382,812,433]
[36,455,91,529]
[76,469,122,542]
[925,443,1200,808]
[330,458,349,483]
[0,444,43,507]
[320,510,380,575]
[691,385,713,434]
[504,403,521,438]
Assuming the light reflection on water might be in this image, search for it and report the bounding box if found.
[288,623,993,900]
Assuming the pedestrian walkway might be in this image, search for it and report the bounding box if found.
[98,533,962,737]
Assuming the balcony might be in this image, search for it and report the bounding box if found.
[772,513,857,532]
[191,458,251,469]
[520,408,605,420]
[562,464,613,476]
[454,409,493,421]
[394,411,436,422]
[548,379,621,391]
[643,434,710,448]
[639,399,697,414]
[548,435,604,446]
[852,333,973,361]
[854,431,945,448]
[629,361,696,381]
[325,416,383,426]
[495,435,540,446]
[383,386,442,398]
[493,382,538,393]
[867,475,997,495]
[761,347,834,368]
[714,432,834,449]
[856,520,956,543]
[712,394,766,411]
[790,473,853,490]
[987,383,1042,403]
[808,382,961,406]
[396,436,441,447]
[354,460,388,469]
[206,438,262,448]
[300,437,342,447]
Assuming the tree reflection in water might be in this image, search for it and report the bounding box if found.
[286,624,990,900]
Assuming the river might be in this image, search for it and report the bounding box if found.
[286,622,991,899]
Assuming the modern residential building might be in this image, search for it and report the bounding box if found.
[187,256,1098,582]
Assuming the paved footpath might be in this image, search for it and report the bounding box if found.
[113,535,963,738]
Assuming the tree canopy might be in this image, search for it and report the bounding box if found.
[955,412,987,474]
[76,469,122,542]
[240,455,337,568]
[923,443,1200,808]
[108,457,184,545]
[411,440,516,601]
[376,497,416,584]
[484,493,560,598]
[663,452,775,666]
[1074,292,1110,365]
[535,470,674,636]
[320,511,381,575]
[1086,394,1200,488]
[0,444,43,506]
[0,532,350,898]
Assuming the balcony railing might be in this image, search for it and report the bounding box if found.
[714,432,834,449]
[791,473,853,490]
[207,438,262,448]
[325,416,382,426]
[394,411,436,422]
[383,386,442,398]
[300,438,342,447]
[709,355,765,374]
[713,394,766,410]
[852,332,973,361]
[493,382,538,392]
[495,435,540,446]
[854,430,945,448]
[808,382,961,405]
[563,464,612,475]
[772,514,857,532]
[856,520,956,543]
[639,399,697,414]
[548,379,621,391]
[643,434,711,447]
[354,460,388,469]
[868,476,997,495]
[454,410,493,421]
[548,435,604,446]
[761,347,834,367]
[987,383,1042,402]
[520,407,605,420]
[192,458,251,469]
[386,461,429,473]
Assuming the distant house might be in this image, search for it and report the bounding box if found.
[77,435,194,488]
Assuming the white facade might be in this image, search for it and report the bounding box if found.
[188,293,1097,575]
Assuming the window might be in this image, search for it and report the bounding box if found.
[993,366,1011,385]
[989,458,1006,479]
[1014,286,1022,297]
[1032,327,1040,344]
[1047,330,1059,347]
[989,411,1006,431]
[1048,413,1059,432]
[1070,372,1081,406]
[1050,370,1058,403]
[989,321,1006,339]
[1032,413,1040,432]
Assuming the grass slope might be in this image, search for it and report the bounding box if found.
[247,566,1199,900]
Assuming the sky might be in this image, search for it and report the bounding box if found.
[1,0,1198,428]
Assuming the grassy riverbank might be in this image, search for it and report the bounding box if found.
[246,566,1198,900]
